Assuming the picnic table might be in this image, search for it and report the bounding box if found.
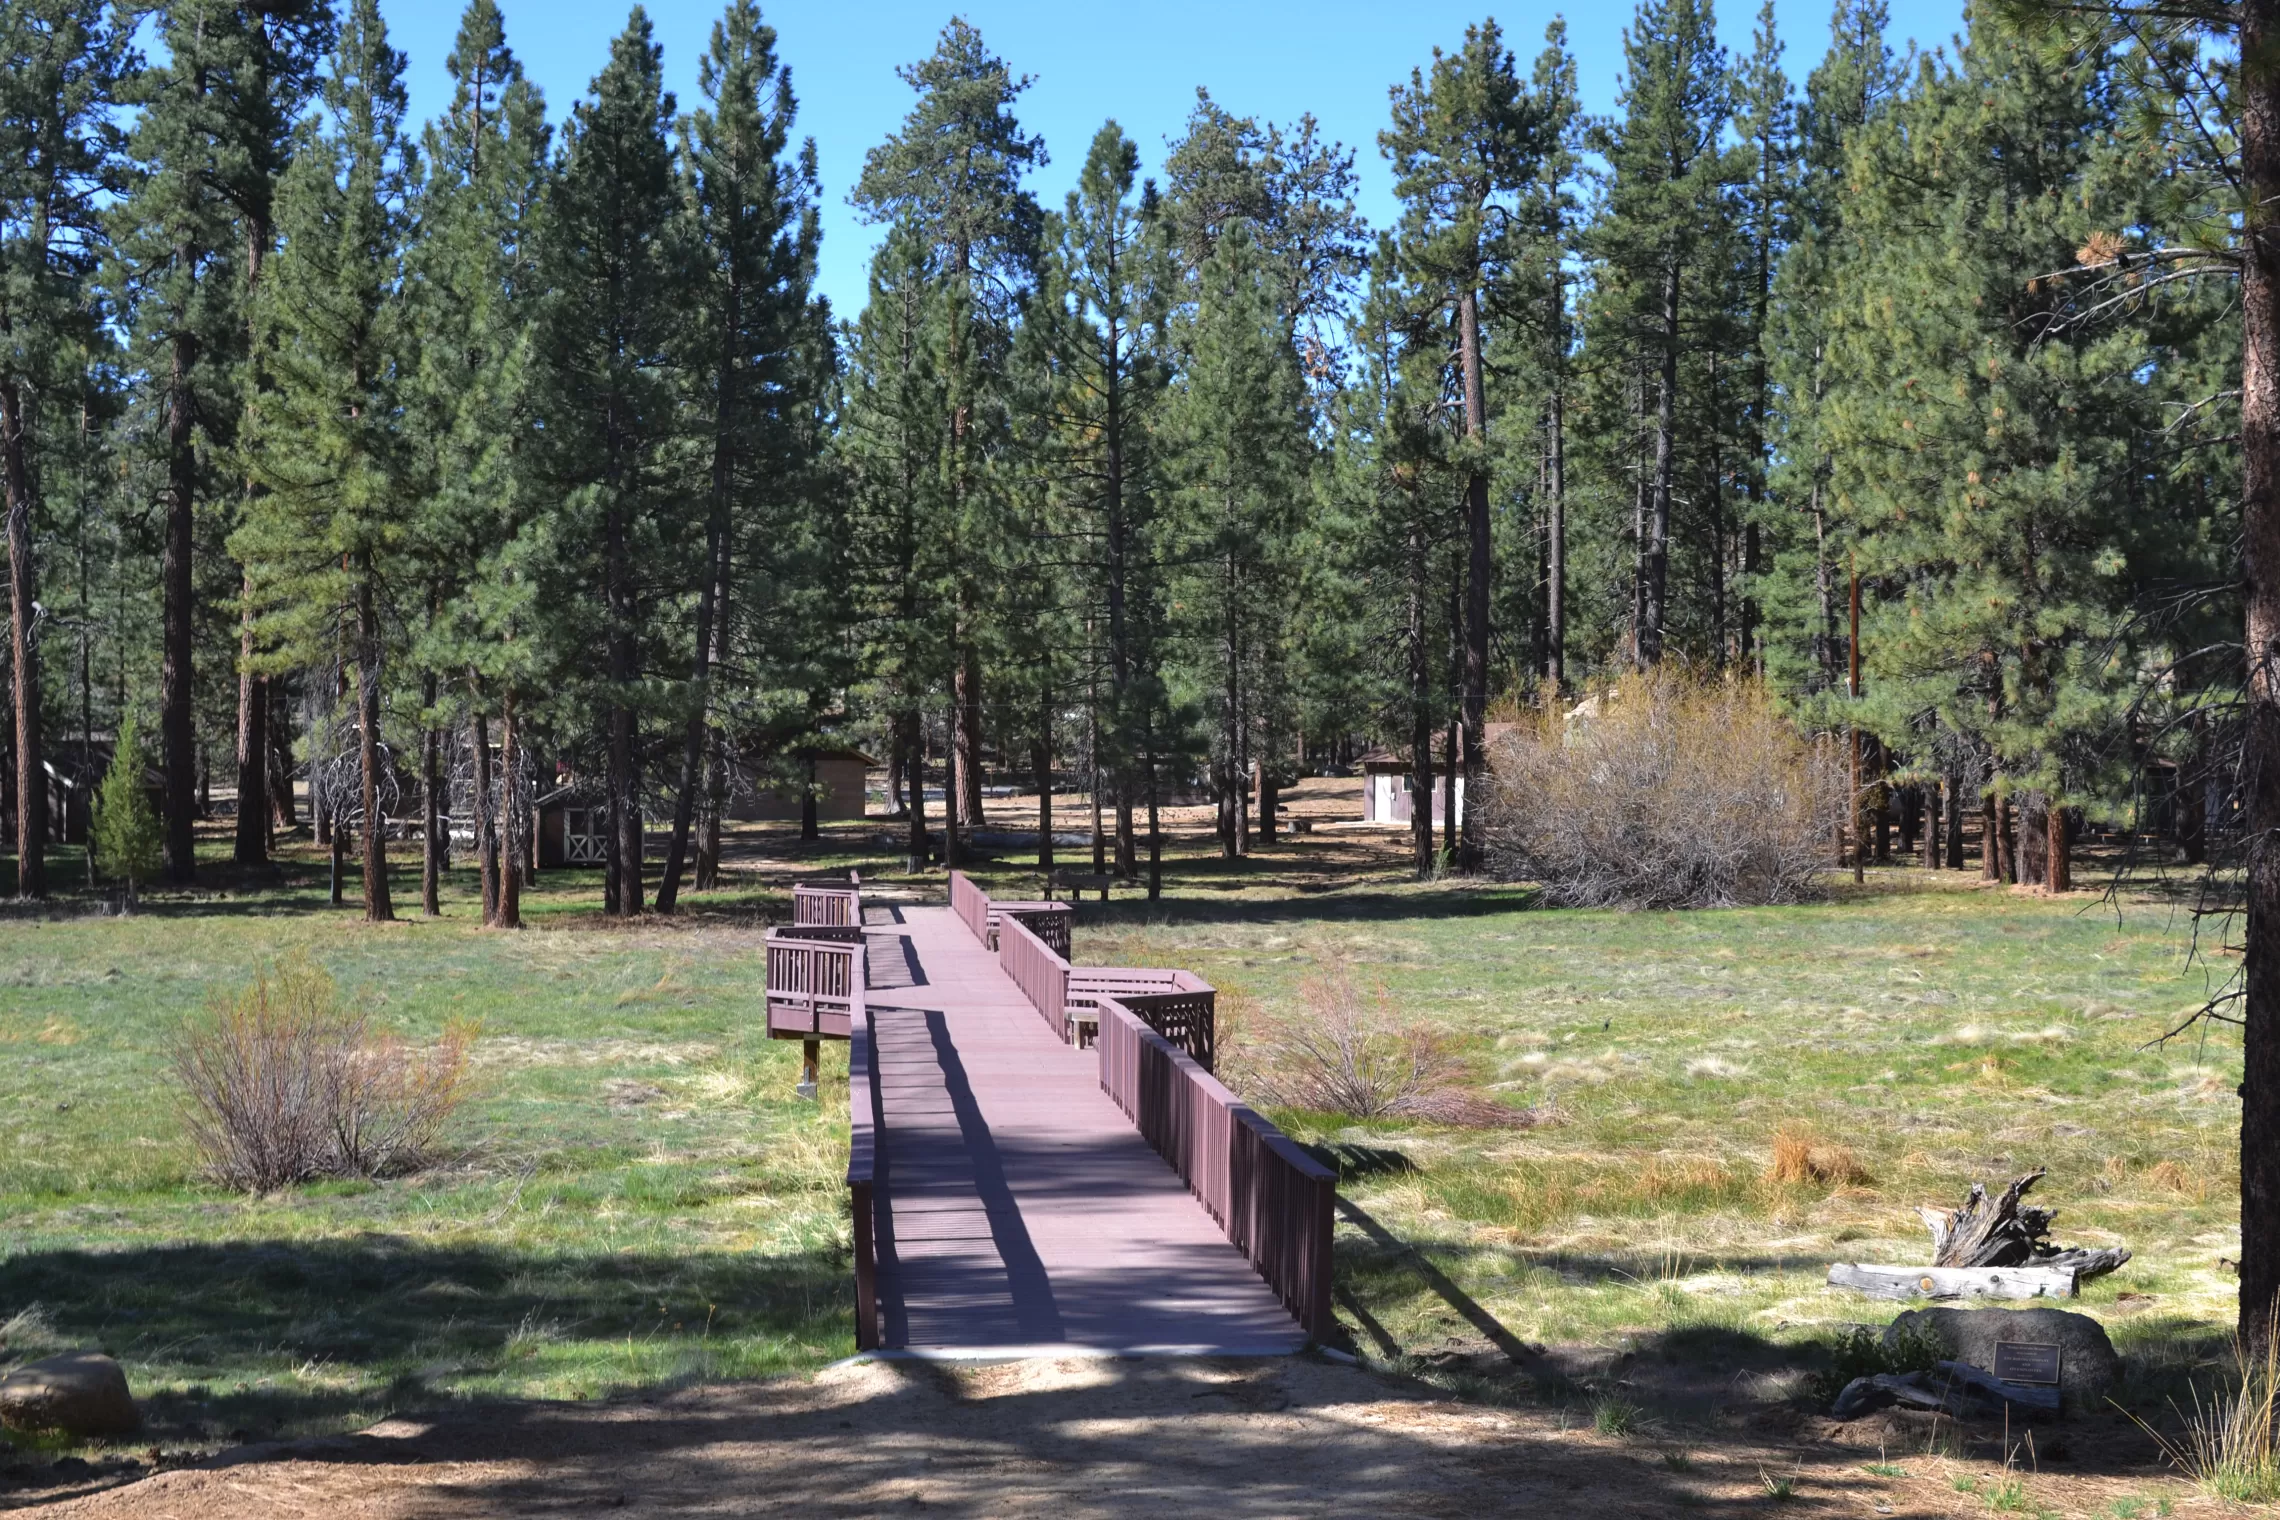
[1045,868,1120,903]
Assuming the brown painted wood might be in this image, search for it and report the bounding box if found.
[863,907,1305,1353]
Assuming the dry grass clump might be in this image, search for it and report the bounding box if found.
[1481,667,1844,908]
[1766,1127,1873,1188]
[1245,955,1532,1128]
[172,953,476,1191]
[2139,1325,2280,1503]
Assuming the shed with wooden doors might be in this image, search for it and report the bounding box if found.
[725,746,875,823]
[535,786,608,868]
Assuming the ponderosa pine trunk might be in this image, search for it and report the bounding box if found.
[943,693,964,869]
[1639,260,1679,667]
[1035,685,1054,874]
[959,645,984,829]
[904,709,928,874]
[161,323,198,882]
[269,680,296,830]
[657,271,736,914]
[1981,788,2000,881]
[1547,389,1567,692]
[1407,508,1434,880]
[1943,772,1965,871]
[233,581,266,867]
[356,573,392,922]
[605,477,643,913]
[473,707,498,924]
[421,712,440,915]
[2239,0,2280,1350]
[496,689,521,928]
[1458,285,1490,873]
[1,377,43,898]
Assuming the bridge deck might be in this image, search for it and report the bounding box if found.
[861,905,1305,1353]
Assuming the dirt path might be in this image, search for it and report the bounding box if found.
[18,1355,2197,1519]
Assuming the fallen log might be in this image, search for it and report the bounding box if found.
[1829,1364,2061,1420]
[1918,1169,2130,1282]
[1826,1263,2079,1301]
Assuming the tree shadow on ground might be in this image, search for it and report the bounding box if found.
[0,1238,853,1449]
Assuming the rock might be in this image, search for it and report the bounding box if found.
[0,1351,140,1438]
[1884,1307,2119,1412]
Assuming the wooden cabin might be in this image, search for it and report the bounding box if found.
[726,747,875,823]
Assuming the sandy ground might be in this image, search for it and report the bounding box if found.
[13,1354,2200,1519]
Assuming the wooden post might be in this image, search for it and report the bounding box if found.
[798,1037,820,1100]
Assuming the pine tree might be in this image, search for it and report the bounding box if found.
[1729,0,1795,667]
[112,0,334,883]
[840,223,951,874]
[1587,0,1736,667]
[406,0,553,927]
[1164,221,1311,861]
[1382,19,1543,871]
[534,7,690,916]
[0,0,129,897]
[1764,0,1900,694]
[1989,0,2280,1349]
[1034,122,1169,882]
[235,0,415,923]
[853,20,1043,852]
[655,0,827,910]
[90,714,160,905]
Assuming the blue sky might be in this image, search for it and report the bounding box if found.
[378,0,1968,318]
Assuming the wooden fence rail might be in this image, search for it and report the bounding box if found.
[1097,999,1335,1339]
[1070,968,1216,1071]
[997,910,1072,1039]
[793,871,862,929]
[847,996,880,1349]
[950,869,990,942]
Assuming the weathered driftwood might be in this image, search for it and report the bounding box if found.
[1919,1169,2130,1281]
[1829,1363,2061,1421]
[1826,1262,2079,1301]
[1934,1359,2061,1414]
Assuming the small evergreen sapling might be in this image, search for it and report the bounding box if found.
[91,717,161,907]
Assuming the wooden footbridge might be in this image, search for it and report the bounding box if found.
[765,871,1335,1354]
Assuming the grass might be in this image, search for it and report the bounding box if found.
[1060,840,2243,1379]
[0,835,853,1448]
[0,792,2247,1469]
[1591,1394,1642,1435]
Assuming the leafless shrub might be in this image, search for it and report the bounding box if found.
[172,953,476,1191]
[1483,667,1845,909]
[1246,956,1533,1127]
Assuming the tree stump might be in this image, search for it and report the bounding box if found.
[1918,1168,2129,1280]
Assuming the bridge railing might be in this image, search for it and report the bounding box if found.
[991,901,1071,957]
[1069,968,1216,1071]
[765,930,866,1041]
[847,992,880,1349]
[997,910,1071,1040]
[792,871,862,929]
[949,869,990,941]
[1097,998,1335,1339]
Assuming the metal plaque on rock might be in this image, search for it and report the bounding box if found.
[1992,1340,2062,1387]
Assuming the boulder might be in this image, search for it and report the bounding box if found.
[0,1351,139,1438]
[1883,1307,2119,1412]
